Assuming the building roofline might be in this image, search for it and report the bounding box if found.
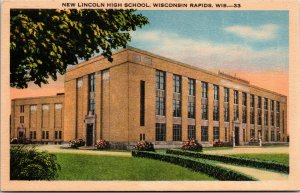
[12,93,65,101]
[67,46,287,98]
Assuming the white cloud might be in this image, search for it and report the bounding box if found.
[224,24,279,41]
[131,30,287,72]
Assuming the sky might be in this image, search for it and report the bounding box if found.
[11,10,289,99]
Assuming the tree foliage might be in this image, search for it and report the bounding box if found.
[10,9,149,88]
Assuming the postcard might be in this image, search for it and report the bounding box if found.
[1,0,300,191]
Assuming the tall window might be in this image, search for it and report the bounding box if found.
[234,107,239,121]
[20,105,24,113]
[224,106,229,122]
[213,85,219,100]
[188,79,195,118]
[224,127,228,142]
[234,90,239,104]
[156,71,165,116]
[173,100,181,117]
[250,129,255,139]
[213,127,220,140]
[88,73,95,114]
[188,101,195,118]
[258,96,262,109]
[258,110,262,125]
[20,116,24,124]
[258,96,262,125]
[250,108,254,124]
[202,82,208,98]
[156,70,165,90]
[201,126,208,142]
[88,73,95,92]
[213,105,219,121]
[271,100,274,126]
[224,88,229,102]
[265,129,269,141]
[276,101,280,127]
[271,131,275,141]
[264,98,268,126]
[173,75,181,93]
[155,123,166,141]
[242,93,247,106]
[188,125,196,139]
[250,94,254,107]
[188,79,195,96]
[140,80,145,126]
[173,124,182,141]
[173,75,182,117]
[89,99,95,114]
[213,85,219,121]
[202,104,208,120]
[242,108,247,123]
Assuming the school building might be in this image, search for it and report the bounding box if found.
[10,47,288,148]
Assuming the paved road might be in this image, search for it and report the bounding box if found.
[36,145,131,157]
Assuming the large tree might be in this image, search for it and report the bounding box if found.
[10,9,149,88]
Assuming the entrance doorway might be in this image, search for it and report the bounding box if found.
[86,124,93,146]
[235,127,239,146]
[18,131,24,140]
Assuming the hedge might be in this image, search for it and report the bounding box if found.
[166,149,289,174]
[132,151,256,181]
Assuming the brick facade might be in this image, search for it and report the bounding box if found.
[10,47,288,147]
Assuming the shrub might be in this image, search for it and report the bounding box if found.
[181,139,202,152]
[132,150,255,181]
[133,141,155,151]
[166,149,289,174]
[213,139,232,147]
[95,139,110,150]
[10,138,18,144]
[69,139,85,148]
[10,145,61,180]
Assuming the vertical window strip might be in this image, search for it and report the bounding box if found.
[140,80,145,126]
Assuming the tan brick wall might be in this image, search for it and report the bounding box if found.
[11,95,64,143]
[11,47,288,146]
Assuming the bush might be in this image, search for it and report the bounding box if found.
[10,145,61,180]
[10,138,18,144]
[95,139,110,150]
[213,139,232,147]
[166,149,289,174]
[133,141,155,151]
[182,139,202,152]
[69,139,85,148]
[132,150,255,181]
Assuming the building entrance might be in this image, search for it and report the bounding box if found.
[86,124,93,146]
[18,131,24,140]
[235,127,240,146]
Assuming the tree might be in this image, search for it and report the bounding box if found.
[10,9,149,88]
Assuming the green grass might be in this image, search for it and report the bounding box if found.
[54,153,216,180]
[229,154,289,165]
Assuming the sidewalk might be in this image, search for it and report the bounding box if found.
[217,163,288,180]
[36,145,131,157]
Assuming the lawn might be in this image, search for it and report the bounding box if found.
[54,153,216,180]
[229,153,289,165]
